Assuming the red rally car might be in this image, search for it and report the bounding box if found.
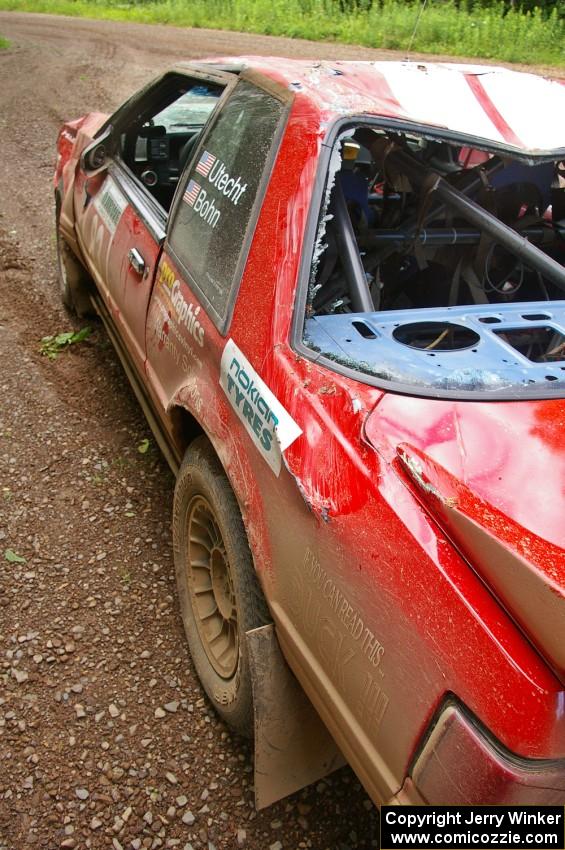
[54,57,565,807]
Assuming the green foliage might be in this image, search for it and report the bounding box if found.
[39,326,92,359]
[0,0,562,66]
[0,35,10,49]
[4,548,26,564]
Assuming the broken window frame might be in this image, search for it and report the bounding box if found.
[291,114,565,401]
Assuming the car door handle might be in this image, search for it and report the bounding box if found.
[128,248,146,276]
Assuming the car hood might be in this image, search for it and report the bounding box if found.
[364,394,565,678]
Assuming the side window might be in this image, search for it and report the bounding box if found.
[117,75,224,213]
[168,80,285,327]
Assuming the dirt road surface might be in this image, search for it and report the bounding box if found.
[0,12,558,850]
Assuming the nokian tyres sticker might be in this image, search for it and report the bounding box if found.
[220,340,302,476]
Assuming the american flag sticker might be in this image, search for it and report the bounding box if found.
[183,179,201,207]
[195,150,216,178]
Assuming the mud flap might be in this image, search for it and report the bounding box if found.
[246,624,345,810]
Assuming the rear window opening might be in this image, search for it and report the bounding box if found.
[302,124,565,398]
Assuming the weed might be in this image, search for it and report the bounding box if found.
[0,35,9,49]
[146,786,161,803]
[113,456,134,469]
[5,548,26,564]
[40,327,92,359]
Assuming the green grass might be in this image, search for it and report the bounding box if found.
[0,34,10,49]
[0,0,563,66]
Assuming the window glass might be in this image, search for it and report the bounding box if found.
[168,81,285,324]
[116,76,224,213]
[152,84,221,132]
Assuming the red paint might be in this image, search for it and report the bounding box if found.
[464,73,524,148]
[54,58,565,806]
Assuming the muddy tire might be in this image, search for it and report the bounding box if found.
[55,202,93,317]
[173,436,269,737]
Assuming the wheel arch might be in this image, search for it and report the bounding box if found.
[55,170,84,264]
[169,402,205,461]
[169,399,274,596]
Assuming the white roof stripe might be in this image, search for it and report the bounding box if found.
[478,71,565,152]
[374,62,505,143]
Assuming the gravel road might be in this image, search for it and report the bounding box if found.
[0,12,559,850]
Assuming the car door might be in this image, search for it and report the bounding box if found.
[74,71,228,374]
[76,166,165,374]
[145,79,289,434]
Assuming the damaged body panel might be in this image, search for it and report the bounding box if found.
[301,120,565,400]
[54,57,565,808]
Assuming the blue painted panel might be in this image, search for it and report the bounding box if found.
[304,302,565,395]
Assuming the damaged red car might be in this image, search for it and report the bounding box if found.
[54,58,565,808]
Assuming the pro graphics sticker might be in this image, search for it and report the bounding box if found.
[220,340,302,476]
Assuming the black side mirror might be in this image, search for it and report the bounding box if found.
[81,126,113,174]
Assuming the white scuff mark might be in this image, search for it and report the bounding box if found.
[352,398,362,414]
[434,369,510,391]
[307,63,323,88]
[399,449,458,508]
[452,405,469,487]
[399,451,443,500]
[308,140,345,301]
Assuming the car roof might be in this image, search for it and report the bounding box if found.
[186,57,565,157]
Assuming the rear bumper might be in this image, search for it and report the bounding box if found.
[392,703,565,805]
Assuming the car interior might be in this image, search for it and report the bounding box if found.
[304,125,565,392]
[310,127,565,316]
[118,78,225,212]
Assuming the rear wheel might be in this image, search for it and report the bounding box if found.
[173,437,269,736]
